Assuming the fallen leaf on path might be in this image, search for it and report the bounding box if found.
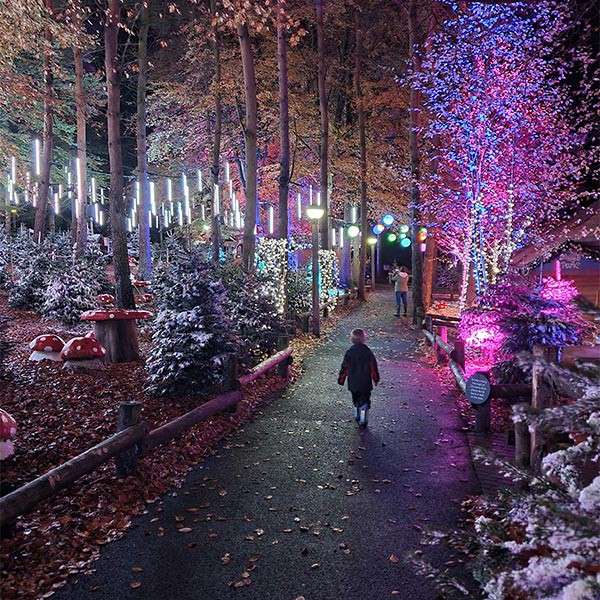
[389,554,400,563]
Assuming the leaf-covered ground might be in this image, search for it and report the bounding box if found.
[0,294,354,599]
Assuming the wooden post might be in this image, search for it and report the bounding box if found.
[116,401,143,476]
[424,314,433,333]
[530,344,558,472]
[435,325,448,364]
[474,400,491,434]
[513,404,530,467]
[218,352,239,393]
[452,339,465,370]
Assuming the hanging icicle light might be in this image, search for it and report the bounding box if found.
[66,170,72,200]
[225,161,230,182]
[213,183,220,216]
[331,227,336,246]
[54,192,60,215]
[200,203,206,221]
[269,205,274,234]
[316,191,321,206]
[91,177,97,203]
[197,169,202,192]
[184,183,191,223]
[297,192,302,220]
[99,209,104,226]
[167,177,173,211]
[10,156,16,183]
[177,202,184,227]
[309,184,313,204]
[150,181,156,215]
[34,139,41,176]
[351,205,358,224]
[339,225,344,248]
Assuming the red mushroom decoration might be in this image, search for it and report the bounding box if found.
[61,336,107,371]
[29,334,65,362]
[137,292,154,305]
[132,279,150,289]
[0,408,17,460]
[84,330,96,339]
[96,293,115,307]
[80,309,153,363]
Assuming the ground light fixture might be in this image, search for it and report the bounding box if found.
[347,224,360,238]
[306,204,324,337]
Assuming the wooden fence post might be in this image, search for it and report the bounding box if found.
[219,352,240,392]
[530,344,558,472]
[453,339,465,370]
[474,400,491,434]
[435,325,448,364]
[513,406,531,467]
[277,334,291,377]
[116,401,143,477]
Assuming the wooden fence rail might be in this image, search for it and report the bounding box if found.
[0,348,293,530]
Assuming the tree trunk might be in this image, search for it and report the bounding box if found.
[316,0,329,249]
[422,235,437,311]
[277,0,290,240]
[354,10,368,301]
[238,23,258,272]
[105,0,135,308]
[408,0,423,324]
[33,0,54,243]
[210,0,222,265]
[136,0,152,280]
[74,45,88,256]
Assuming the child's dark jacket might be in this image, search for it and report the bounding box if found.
[338,343,380,392]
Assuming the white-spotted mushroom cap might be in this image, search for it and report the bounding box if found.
[60,336,107,361]
[81,309,153,321]
[29,334,65,353]
[0,409,17,440]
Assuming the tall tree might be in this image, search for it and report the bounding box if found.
[105,0,134,308]
[354,8,368,301]
[238,22,258,272]
[316,0,329,249]
[276,0,290,240]
[210,0,223,265]
[407,0,423,322]
[136,0,152,280]
[33,0,54,243]
[73,37,88,255]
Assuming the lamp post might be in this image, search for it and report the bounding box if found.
[347,224,360,289]
[306,204,325,336]
[367,236,377,291]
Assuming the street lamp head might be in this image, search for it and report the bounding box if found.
[306,204,325,220]
[367,236,377,246]
[347,224,360,238]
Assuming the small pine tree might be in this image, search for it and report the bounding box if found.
[147,251,237,396]
[9,252,55,311]
[221,263,286,367]
[42,260,99,325]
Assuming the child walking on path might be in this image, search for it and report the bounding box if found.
[337,329,380,428]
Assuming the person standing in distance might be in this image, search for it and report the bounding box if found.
[390,263,409,317]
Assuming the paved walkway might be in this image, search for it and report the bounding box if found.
[57,291,480,600]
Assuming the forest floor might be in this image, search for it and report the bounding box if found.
[42,290,481,600]
[0,293,354,599]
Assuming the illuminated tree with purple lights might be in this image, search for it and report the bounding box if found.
[417,1,578,305]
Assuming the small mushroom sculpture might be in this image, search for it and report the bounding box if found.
[0,408,17,460]
[137,292,154,305]
[61,336,107,371]
[84,330,96,339]
[132,279,150,289]
[29,334,65,362]
[96,293,115,307]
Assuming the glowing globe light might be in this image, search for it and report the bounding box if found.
[306,204,325,220]
[382,214,394,226]
[399,232,407,239]
[373,223,385,235]
[418,226,428,235]
[420,242,426,252]
[400,237,411,248]
[367,236,377,246]
[399,224,409,234]
[347,225,360,238]
[387,233,397,242]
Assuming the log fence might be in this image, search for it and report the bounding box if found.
[421,315,570,472]
[0,347,293,530]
